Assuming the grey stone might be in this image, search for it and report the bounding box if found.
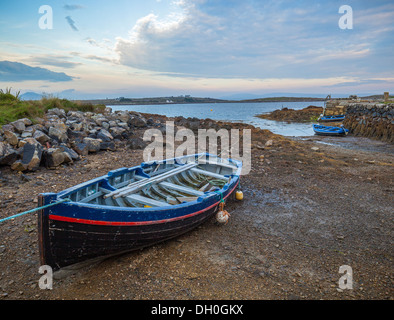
[33,130,50,144]
[10,120,26,133]
[3,130,18,146]
[97,129,113,142]
[73,143,89,156]
[59,145,80,161]
[48,125,68,143]
[83,137,101,153]
[100,141,116,151]
[21,141,43,171]
[0,142,18,166]
[129,115,147,127]
[47,108,66,118]
[128,137,147,150]
[42,148,66,168]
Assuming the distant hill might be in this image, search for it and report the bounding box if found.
[239,96,325,103]
[220,92,332,100]
[20,92,43,100]
[80,96,231,105]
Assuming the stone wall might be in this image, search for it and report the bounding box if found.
[343,103,394,143]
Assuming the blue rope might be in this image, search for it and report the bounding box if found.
[214,190,225,203]
[0,198,71,224]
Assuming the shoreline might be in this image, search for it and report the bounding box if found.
[77,97,325,106]
[0,110,393,300]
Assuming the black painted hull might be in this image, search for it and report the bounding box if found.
[38,190,235,271]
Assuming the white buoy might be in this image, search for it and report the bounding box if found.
[216,202,230,224]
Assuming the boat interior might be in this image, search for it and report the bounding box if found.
[62,156,239,208]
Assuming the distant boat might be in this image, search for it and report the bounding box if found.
[313,124,349,136]
[38,153,242,271]
[318,114,345,122]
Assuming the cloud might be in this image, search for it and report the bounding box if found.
[326,79,390,88]
[28,55,82,68]
[0,61,74,82]
[114,0,394,79]
[65,16,79,31]
[64,4,84,11]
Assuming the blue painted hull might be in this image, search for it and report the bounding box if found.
[318,115,345,122]
[313,124,349,136]
[38,154,242,271]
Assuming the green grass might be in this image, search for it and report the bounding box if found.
[0,88,106,127]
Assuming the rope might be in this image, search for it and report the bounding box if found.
[214,190,225,203]
[208,179,226,188]
[0,198,71,224]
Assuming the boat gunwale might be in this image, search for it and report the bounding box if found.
[43,153,242,215]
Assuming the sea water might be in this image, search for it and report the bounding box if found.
[108,101,324,137]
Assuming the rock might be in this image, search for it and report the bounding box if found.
[117,122,129,129]
[47,108,66,119]
[70,122,83,131]
[97,129,113,142]
[33,130,50,144]
[20,140,43,171]
[94,117,109,126]
[0,124,15,133]
[187,120,200,131]
[48,125,68,143]
[11,160,28,172]
[83,137,101,153]
[42,148,66,168]
[115,111,130,123]
[68,130,87,141]
[73,143,89,156]
[10,119,26,133]
[109,127,126,139]
[100,141,116,151]
[0,142,18,166]
[109,121,117,128]
[3,130,18,146]
[129,115,147,127]
[101,122,110,130]
[128,137,147,150]
[311,147,320,151]
[59,145,80,161]
[265,140,273,147]
[21,131,33,139]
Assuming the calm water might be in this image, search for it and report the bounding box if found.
[108,101,325,136]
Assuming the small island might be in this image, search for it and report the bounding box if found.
[256,105,323,122]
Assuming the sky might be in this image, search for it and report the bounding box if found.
[0,0,393,99]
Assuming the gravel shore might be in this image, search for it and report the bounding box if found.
[0,114,392,300]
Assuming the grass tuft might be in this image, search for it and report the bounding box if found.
[0,88,106,127]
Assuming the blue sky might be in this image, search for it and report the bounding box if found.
[0,0,393,99]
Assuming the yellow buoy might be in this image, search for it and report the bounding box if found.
[235,191,244,201]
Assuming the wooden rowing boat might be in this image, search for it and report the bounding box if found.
[313,124,349,136]
[38,153,242,271]
[318,114,345,122]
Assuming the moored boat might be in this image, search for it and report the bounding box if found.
[38,153,242,271]
[313,124,349,136]
[318,114,345,122]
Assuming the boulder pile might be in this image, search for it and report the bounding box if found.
[0,107,155,172]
